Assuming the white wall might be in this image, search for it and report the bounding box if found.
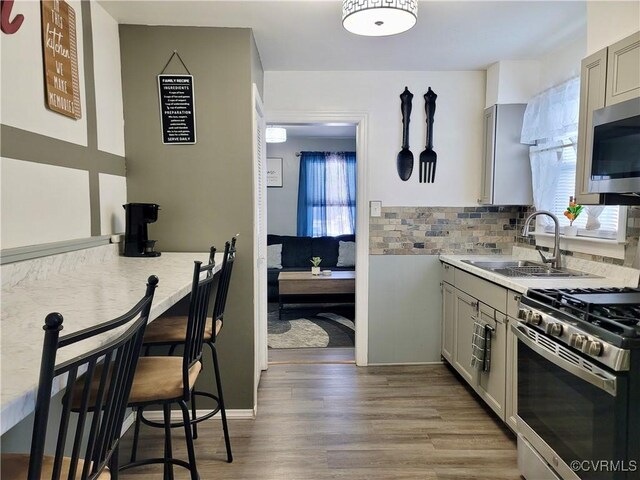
[587,1,640,55]
[537,35,586,92]
[265,71,486,207]
[0,0,88,146]
[266,136,356,235]
[0,0,126,248]
[91,0,125,156]
[1,158,91,249]
[485,61,541,108]
[98,173,126,235]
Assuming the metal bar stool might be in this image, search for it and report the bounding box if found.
[0,276,158,480]
[136,237,237,463]
[121,257,219,479]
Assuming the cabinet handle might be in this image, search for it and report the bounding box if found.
[444,264,450,270]
[513,294,521,302]
[471,301,478,309]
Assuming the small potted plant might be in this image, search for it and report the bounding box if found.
[563,196,584,236]
[310,256,322,275]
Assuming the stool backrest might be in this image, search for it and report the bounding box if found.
[182,257,218,395]
[28,275,159,480]
[211,237,237,339]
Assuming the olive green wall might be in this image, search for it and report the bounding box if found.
[119,25,262,409]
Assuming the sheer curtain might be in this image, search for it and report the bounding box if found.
[521,76,618,235]
[297,152,356,237]
[521,77,580,145]
[522,77,578,227]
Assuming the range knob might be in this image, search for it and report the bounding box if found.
[569,333,586,349]
[518,308,530,321]
[587,341,603,357]
[529,312,543,326]
[546,323,563,336]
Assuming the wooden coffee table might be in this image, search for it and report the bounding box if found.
[277,271,355,319]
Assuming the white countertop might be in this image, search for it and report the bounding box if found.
[1,252,220,435]
[439,249,638,294]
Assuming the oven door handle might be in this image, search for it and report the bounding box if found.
[512,324,618,397]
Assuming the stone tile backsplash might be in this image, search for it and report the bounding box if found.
[369,205,640,267]
[369,206,524,255]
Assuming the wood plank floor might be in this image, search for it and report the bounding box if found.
[119,363,521,479]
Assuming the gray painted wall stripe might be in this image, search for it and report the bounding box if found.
[81,0,101,237]
[0,125,126,176]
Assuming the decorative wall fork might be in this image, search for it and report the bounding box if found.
[419,87,438,183]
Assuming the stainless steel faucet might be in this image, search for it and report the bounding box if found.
[522,210,562,270]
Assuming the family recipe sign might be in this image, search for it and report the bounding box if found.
[41,0,81,119]
[158,74,197,144]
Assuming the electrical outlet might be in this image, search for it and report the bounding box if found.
[370,201,382,217]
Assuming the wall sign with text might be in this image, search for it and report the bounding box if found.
[41,0,81,119]
[158,74,196,144]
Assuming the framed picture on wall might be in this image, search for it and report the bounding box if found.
[267,157,283,188]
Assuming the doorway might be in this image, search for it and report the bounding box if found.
[258,112,370,369]
[266,124,356,363]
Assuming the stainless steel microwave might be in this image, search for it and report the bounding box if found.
[589,97,640,194]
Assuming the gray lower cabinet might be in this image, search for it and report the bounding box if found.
[441,281,455,363]
[476,307,506,420]
[440,262,516,426]
[505,315,519,432]
[453,290,478,385]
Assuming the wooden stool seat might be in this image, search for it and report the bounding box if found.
[130,357,202,404]
[71,357,202,407]
[144,315,222,344]
[1,453,111,480]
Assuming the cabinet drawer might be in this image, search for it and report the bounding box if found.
[454,269,507,313]
[442,262,455,284]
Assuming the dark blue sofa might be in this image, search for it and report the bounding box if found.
[267,234,356,301]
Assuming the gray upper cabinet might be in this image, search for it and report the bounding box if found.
[606,32,640,106]
[576,48,608,205]
[479,104,533,206]
[575,31,640,205]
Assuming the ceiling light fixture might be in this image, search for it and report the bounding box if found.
[266,127,287,143]
[342,0,417,37]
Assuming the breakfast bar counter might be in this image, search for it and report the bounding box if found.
[1,250,220,435]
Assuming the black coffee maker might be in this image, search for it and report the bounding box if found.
[123,203,161,257]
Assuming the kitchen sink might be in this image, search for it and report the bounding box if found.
[461,259,601,278]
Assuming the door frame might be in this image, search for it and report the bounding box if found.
[264,111,370,366]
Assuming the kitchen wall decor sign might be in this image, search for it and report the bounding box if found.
[397,86,414,181]
[41,0,81,119]
[157,51,196,144]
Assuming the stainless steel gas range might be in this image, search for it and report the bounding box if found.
[514,287,640,480]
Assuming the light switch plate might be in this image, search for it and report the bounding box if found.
[370,201,382,217]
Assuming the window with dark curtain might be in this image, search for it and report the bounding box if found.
[297,151,356,237]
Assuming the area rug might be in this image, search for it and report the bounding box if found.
[268,303,355,349]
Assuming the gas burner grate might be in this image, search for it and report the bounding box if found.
[526,287,640,339]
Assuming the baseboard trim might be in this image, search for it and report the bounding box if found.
[143,409,256,423]
[368,360,445,366]
[121,411,136,435]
